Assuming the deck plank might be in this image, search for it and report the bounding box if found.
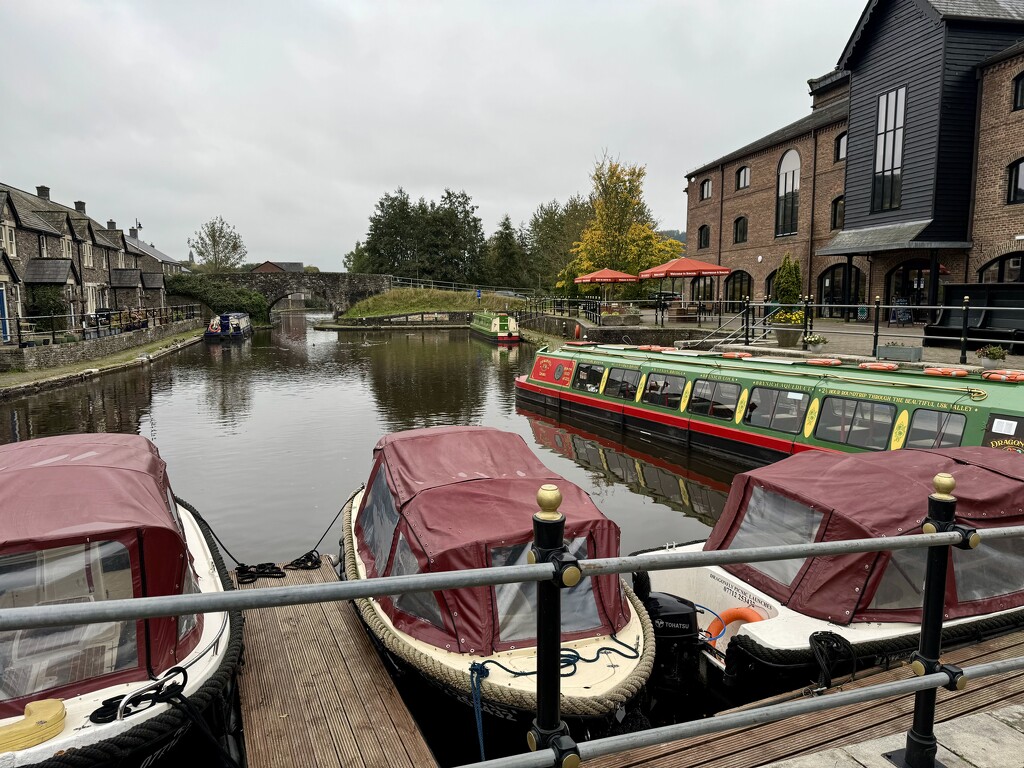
[235,562,436,768]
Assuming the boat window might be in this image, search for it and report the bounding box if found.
[728,486,823,585]
[389,533,444,629]
[688,379,741,420]
[361,466,401,573]
[491,537,600,643]
[0,541,138,703]
[604,368,641,400]
[571,363,605,394]
[641,373,686,409]
[815,397,896,450]
[868,549,927,610]
[954,537,1024,602]
[744,387,810,434]
[177,565,199,640]
[905,410,966,449]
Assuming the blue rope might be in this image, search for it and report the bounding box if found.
[469,661,489,762]
[694,602,727,644]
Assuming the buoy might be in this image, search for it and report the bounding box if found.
[859,362,900,371]
[806,358,843,366]
[706,606,764,648]
[923,368,970,377]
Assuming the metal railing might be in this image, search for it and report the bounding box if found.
[1,477,1019,768]
[3,304,200,348]
[389,275,538,298]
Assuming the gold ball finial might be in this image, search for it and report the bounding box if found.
[536,484,563,521]
[932,472,956,500]
[527,731,538,751]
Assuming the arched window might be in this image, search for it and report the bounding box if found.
[699,179,712,200]
[835,132,847,161]
[765,270,777,300]
[831,196,845,230]
[775,150,800,236]
[733,217,748,244]
[690,277,716,303]
[1009,158,1024,204]
[979,252,1022,283]
[736,166,750,190]
[697,225,711,249]
[724,270,752,309]
[818,264,865,317]
[1014,72,1024,111]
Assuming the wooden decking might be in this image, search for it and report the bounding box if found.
[234,562,437,768]
[586,629,1024,767]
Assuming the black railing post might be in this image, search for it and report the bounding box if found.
[801,296,810,351]
[873,296,882,356]
[527,483,577,761]
[958,296,969,365]
[743,297,750,346]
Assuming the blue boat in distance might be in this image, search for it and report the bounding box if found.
[204,312,253,342]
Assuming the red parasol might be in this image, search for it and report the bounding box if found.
[573,268,640,284]
[638,257,731,280]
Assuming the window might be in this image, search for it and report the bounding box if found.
[905,409,966,448]
[744,387,810,434]
[869,548,926,610]
[814,396,896,450]
[1015,72,1024,111]
[978,252,1022,283]
[687,379,741,420]
[835,132,847,161]
[724,270,752,306]
[699,179,712,200]
[954,536,1024,602]
[775,150,800,236]
[641,372,686,409]
[1010,159,1024,205]
[571,363,605,393]
[62,238,73,258]
[697,225,710,249]
[2,225,15,258]
[390,534,444,628]
[690,276,716,302]
[831,196,845,230]
[728,486,823,586]
[733,217,748,244]
[359,467,400,575]
[603,367,641,400]
[38,235,47,258]
[736,166,750,190]
[872,86,906,211]
[83,242,93,269]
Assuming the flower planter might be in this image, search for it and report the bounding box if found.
[772,324,804,349]
[981,357,1004,370]
[878,346,923,362]
[808,344,825,354]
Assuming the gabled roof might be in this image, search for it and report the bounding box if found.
[0,248,20,283]
[110,268,141,288]
[69,217,92,241]
[0,184,62,235]
[687,97,848,178]
[253,260,304,272]
[125,234,180,266]
[141,272,164,289]
[35,210,71,235]
[23,258,77,284]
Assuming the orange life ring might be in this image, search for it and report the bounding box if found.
[706,606,764,648]
[208,321,218,332]
[806,358,843,366]
[722,352,752,359]
[982,369,1024,382]
[924,368,969,377]
[637,345,655,351]
[859,362,899,371]
[573,325,581,340]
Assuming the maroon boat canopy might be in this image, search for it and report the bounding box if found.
[707,447,1024,624]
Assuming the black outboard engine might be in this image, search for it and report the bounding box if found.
[632,571,700,692]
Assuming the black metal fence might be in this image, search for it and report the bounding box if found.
[3,304,201,348]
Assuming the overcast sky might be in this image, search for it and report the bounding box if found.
[1,1,865,271]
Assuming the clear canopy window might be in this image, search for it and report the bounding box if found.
[728,486,823,586]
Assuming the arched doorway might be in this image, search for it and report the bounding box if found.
[765,270,777,301]
[690,276,716,304]
[979,252,1022,283]
[723,270,752,313]
[818,264,865,318]
[886,258,938,308]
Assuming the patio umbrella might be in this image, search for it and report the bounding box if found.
[639,257,732,326]
[573,268,639,303]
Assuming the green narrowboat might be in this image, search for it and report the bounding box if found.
[514,342,1024,465]
[470,311,520,345]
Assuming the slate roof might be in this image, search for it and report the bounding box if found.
[35,211,69,234]
[687,98,849,178]
[141,272,164,289]
[110,269,141,288]
[253,260,305,272]
[927,0,1024,21]
[125,235,180,266]
[69,217,92,241]
[817,220,973,255]
[808,69,850,94]
[23,258,74,284]
[0,184,62,235]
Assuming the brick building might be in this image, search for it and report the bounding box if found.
[686,0,1024,317]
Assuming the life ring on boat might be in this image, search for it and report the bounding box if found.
[722,352,751,359]
[574,325,581,340]
[981,369,1024,382]
[806,358,843,366]
[924,367,970,377]
[637,345,655,351]
[859,362,899,371]
[706,606,764,648]
[208,321,218,332]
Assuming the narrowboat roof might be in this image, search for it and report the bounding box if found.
[0,433,179,550]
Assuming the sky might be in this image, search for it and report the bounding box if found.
[0,1,866,271]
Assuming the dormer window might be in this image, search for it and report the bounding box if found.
[835,132,847,162]
[1010,159,1024,205]
[736,167,750,190]
[83,242,93,269]
[1014,73,1024,111]
[699,179,712,200]
[2,224,15,258]
[697,225,711,249]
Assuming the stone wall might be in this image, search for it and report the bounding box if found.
[0,318,205,372]
[521,315,711,347]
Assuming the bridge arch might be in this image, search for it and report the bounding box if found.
[211,272,391,313]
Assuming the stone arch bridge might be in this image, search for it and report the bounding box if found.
[212,272,391,312]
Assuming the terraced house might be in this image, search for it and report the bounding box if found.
[686,0,1024,317]
[0,183,177,343]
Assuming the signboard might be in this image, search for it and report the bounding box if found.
[888,298,913,326]
[857,305,869,322]
[476,289,481,300]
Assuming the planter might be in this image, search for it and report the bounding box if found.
[772,324,804,349]
[878,346,923,363]
[981,357,1005,370]
[808,344,825,354]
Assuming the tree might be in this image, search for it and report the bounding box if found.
[485,215,528,287]
[774,253,802,305]
[526,196,593,291]
[343,241,369,273]
[188,216,247,271]
[303,265,321,273]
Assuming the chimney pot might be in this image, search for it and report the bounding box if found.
[36,186,50,200]
[107,220,116,230]
[75,201,86,213]
[129,227,138,238]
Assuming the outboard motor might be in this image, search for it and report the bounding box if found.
[633,571,700,691]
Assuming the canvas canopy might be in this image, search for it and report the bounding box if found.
[705,447,1024,625]
[355,426,630,653]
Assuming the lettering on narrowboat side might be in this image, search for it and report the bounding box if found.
[988,439,1024,453]
[753,379,813,392]
[533,357,574,386]
[816,387,980,412]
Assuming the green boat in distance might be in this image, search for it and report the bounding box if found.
[469,310,520,346]
[514,341,1024,466]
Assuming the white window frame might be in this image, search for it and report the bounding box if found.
[39,235,47,258]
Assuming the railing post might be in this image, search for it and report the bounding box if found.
[958,296,969,366]
[527,484,579,764]
[873,296,882,356]
[743,297,750,346]
[888,472,965,768]
[801,296,810,351]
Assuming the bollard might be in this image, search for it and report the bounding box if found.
[958,296,969,365]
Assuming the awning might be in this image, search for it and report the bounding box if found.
[817,220,972,256]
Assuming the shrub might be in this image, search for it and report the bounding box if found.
[803,333,828,345]
[976,344,1007,361]
[166,274,269,323]
[774,253,802,306]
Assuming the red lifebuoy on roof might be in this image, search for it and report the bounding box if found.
[859,362,899,371]
[923,368,970,377]
[806,358,843,366]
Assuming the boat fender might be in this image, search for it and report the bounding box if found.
[806,358,842,366]
[859,362,899,371]
[981,369,1024,382]
[721,352,752,359]
[706,606,764,647]
[923,367,970,377]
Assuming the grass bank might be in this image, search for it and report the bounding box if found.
[344,288,526,317]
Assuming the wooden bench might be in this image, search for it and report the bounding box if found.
[666,301,700,322]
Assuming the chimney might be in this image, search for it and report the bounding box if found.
[36,185,50,200]
[107,220,116,230]
[75,201,86,214]
[129,227,138,238]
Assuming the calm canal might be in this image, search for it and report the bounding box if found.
[0,314,743,564]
